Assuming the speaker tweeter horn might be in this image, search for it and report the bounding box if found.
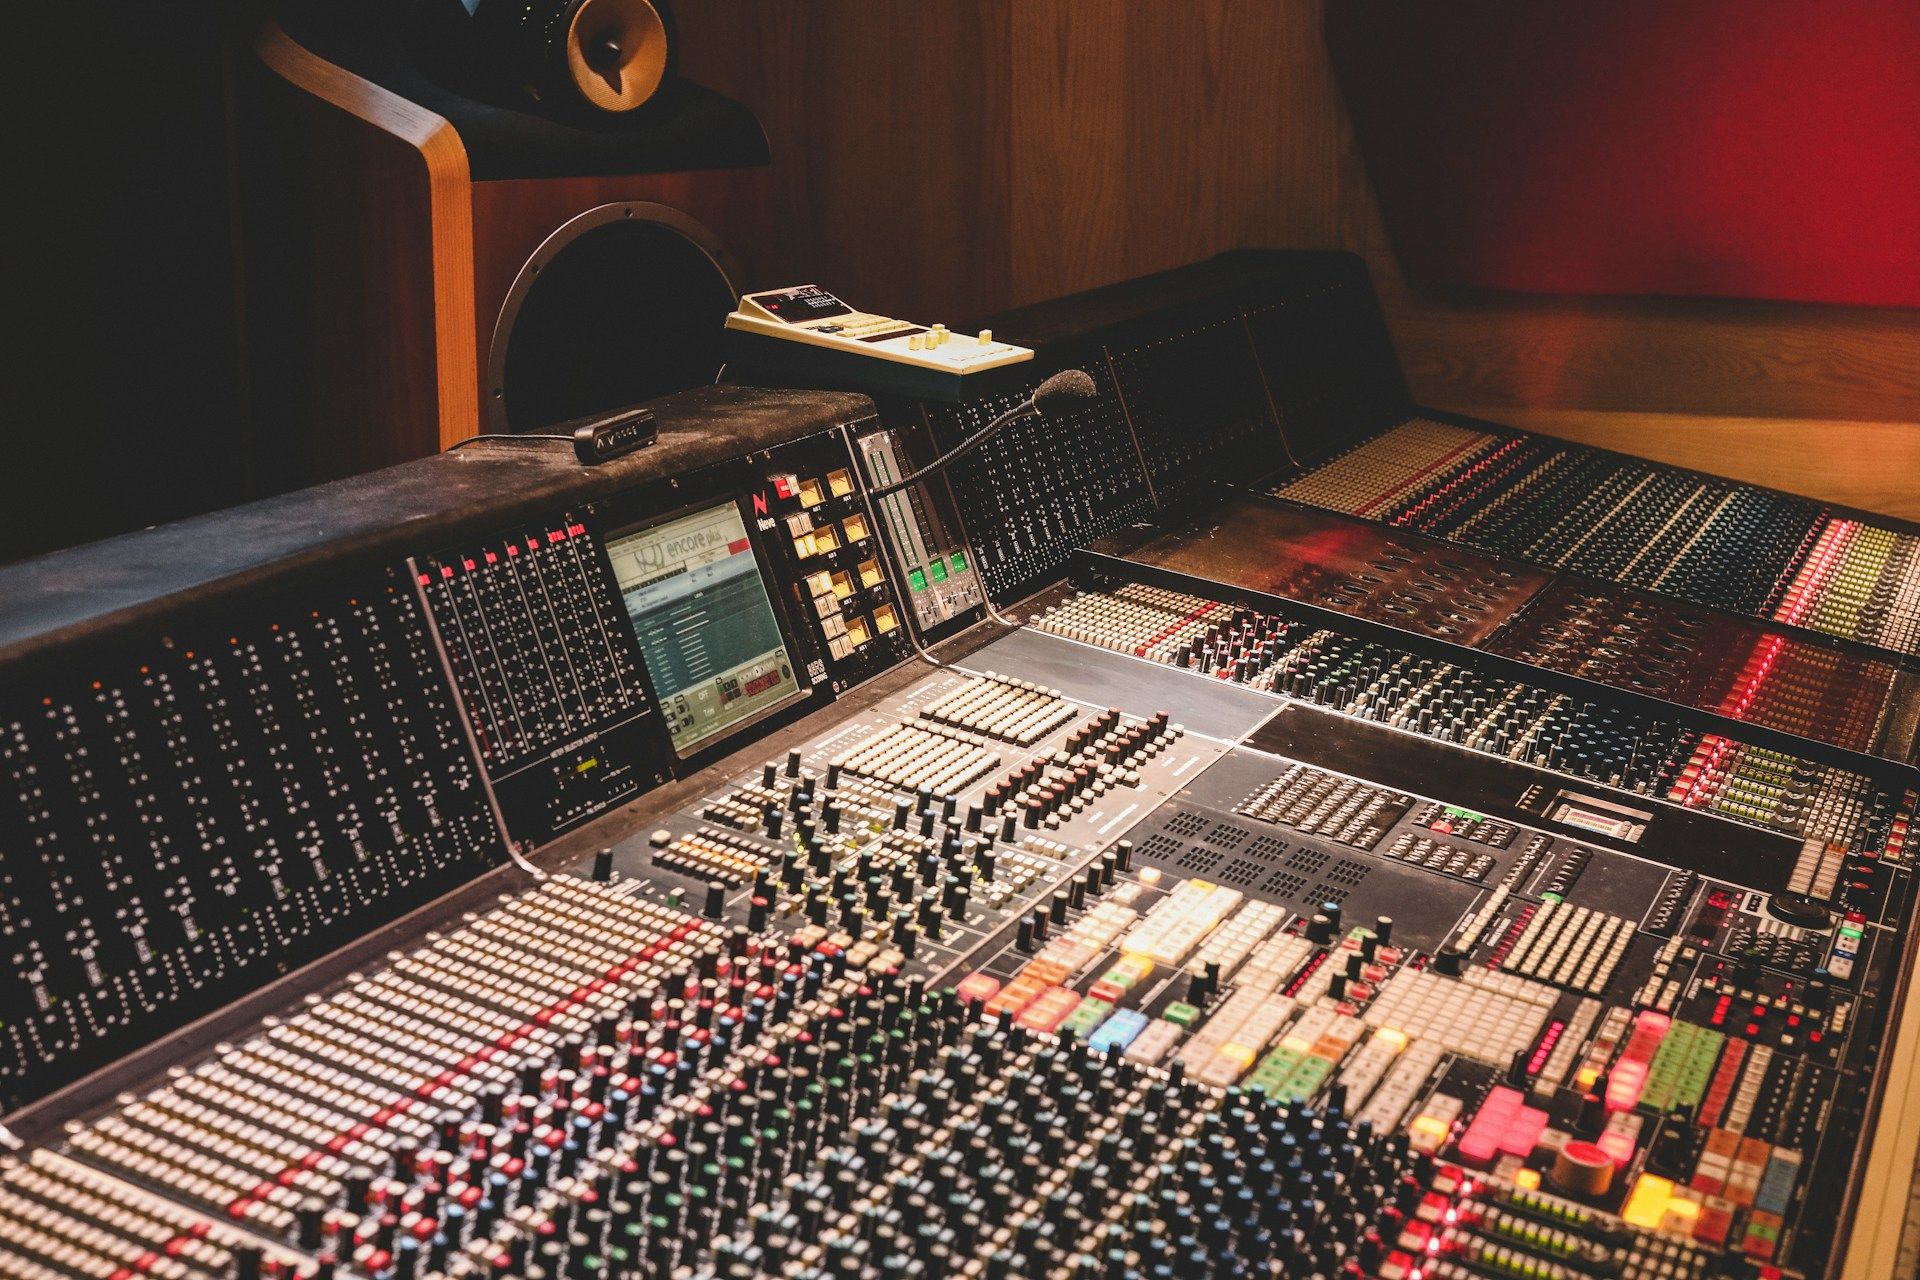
[566,0,668,113]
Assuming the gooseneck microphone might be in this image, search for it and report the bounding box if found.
[864,370,1098,501]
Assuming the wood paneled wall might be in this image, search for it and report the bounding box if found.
[675,3,1374,321]
[677,0,1920,516]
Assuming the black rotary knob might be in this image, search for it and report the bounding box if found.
[1766,892,1832,930]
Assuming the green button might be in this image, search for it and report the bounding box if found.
[907,568,928,592]
[949,551,969,572]
[928,559,949,582]
[1163,1002,1201,1027]
[1062,997,1113,1036]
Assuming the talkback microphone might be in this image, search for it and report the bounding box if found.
[864,370,1098,501]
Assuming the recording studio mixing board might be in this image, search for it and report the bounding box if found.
[1,253,1918,1280]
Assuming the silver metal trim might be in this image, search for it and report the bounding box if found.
[485,201,738,432]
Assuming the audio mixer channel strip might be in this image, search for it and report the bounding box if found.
[1,254,1918,1280]
[1269,417,1920,660]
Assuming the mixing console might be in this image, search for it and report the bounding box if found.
[1101,298,1290,505]
[1486,582,1908,758]
[0,1150,315,1279]
[1273,418,1920,659]
[921,362,1154,601]
[4,255,1920,1279]
[751,432,915,690]
[416,516,663,847]
[917,252,1407,603]
[0,568,505,1113]
[17,618,1891,1277]
[852,430,983,637]
[1090,491,1920,769]
[1030,583,1915,888]
[1775,517,1920,654]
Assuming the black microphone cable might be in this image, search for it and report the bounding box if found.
[864,369,1097,500]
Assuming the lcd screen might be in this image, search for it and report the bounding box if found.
[606,502,804,755]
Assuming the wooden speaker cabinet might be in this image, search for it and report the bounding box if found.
[244,1,770,490]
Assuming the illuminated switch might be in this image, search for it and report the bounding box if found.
[1599,1111,1642,1166]
[1060,996,1114,1040]
[1122,1018,1182,1065]
[1695,1198,1736,1247]
[984,975,1045,1019]
[1163,1001,1201,1027]
[1014,985,1082,1033]
[1457,1085,1528,1163]
[1407,1094,1462,1153]
[956,972,1001,1006]
[1089,1008,1147,1053]
[1105,954,1153,988]
[1622,1174,1674,1229]
[1606,1010,1671,1111]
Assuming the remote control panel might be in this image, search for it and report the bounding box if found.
[724,285,1034,399]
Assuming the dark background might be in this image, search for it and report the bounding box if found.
[13,4,252,564]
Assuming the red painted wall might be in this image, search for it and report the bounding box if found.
[1328,2,1920,308]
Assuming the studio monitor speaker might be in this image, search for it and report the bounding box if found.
[245,0,769,489]
[424,0,675,118]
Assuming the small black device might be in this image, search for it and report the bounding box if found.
[442,404,657,463]
[568,404,658,462]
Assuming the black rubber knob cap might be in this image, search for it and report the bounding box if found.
[1766,892,1833,929]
